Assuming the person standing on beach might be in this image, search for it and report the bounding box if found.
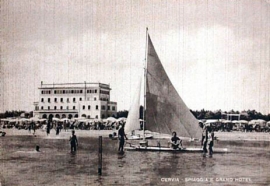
[31,121,36,135]
[46,121,51,136]
[208,127,214,156]
[201,124,208,155]
[70,130,78,153]
[56,123,60,135]
[28,121,32,133]
[118,123,128,153]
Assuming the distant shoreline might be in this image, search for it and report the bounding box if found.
[1,128,270,142]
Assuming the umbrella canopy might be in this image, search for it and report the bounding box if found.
[238,120,248,124]
[38,118,47,122]
[105,117,117,122]
[19,118,30,122]
[29,117,40,122]
[249,119,266,124]
[117,117,127,122]
[205,119,219,124]
[52,117,60,121]
[220,120,231,124]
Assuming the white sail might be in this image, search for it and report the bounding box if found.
[125,77,142,134]
[146,35,201,139]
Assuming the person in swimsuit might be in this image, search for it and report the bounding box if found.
[208,127,214,156]
[170,131,182,149]
[118,123,128,153]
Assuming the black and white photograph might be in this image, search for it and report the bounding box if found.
[0,0,270,185]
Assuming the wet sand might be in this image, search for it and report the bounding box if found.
[0,129,270,185]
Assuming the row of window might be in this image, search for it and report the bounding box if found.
[41,97,98,103]
[100,90,109,95]
[40,105,116,111]
[42,90,51,94]
[41,89,109,95]
[42,114,100,119]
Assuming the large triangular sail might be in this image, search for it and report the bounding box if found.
[125,77,142,134]
[145,35,201,139]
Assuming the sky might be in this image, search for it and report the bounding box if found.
[0,0,270,114]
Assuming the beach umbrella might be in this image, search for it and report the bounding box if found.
[117,117,127,122]
[238,120,248,124]
[220,120,231,124]
[106,117,117,122]
[52,117,60,121]
[60,118,70,122]
[29,117,39,122]
[38,119,47,122]
[19,118,29,122]
[257,119,266,123]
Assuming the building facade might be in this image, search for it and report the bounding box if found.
[33,82,117,119]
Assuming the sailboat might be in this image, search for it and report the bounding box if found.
[125,28,228,153]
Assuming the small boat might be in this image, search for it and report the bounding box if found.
[125,146,228,153]
[124,28,228,153]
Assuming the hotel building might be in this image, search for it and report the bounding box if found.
[33,82,117,119]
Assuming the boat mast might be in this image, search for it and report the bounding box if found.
[143,27,148,140]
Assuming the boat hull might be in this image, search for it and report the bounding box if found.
[125,146,228,153]
[127,134,153,140]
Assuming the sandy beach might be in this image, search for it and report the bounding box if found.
[2,128,270,142]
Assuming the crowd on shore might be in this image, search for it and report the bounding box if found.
[0,118,126,133]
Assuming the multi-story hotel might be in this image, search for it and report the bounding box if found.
[33,82,117,120]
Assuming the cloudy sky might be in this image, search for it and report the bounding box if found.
[1,0,270,114]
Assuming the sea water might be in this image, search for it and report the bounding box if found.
[0,135,269,186]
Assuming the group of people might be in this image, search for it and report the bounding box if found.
[117,122,215,156]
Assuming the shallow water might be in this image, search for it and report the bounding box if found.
[0,135,270,186]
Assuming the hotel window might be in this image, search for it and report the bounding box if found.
[60,98,63,102]
[71,90,74,94]
[112,106,115,111]
[55,98,57,102]
[41,91,44,94]
[83,105,85,110]
[80,90,83,93]
[60,106,63,110]
[94,97,96,101]
[54,106,57,110]
[67,98,69,102]
[95,89,97,93]
[48,106,50,110]
[63,90,65,94]
[41,106,43,110]
[73,106,76,110]
[66,106,69,110]
[101,105,105,110]
[48,98,50,102]
[96,105,98,110]
[54,90,56,94]
[41,98,44,102]
[79,98,82,101]
[88,105,90,110]
[96,115,98,119]
[108,106,110,110]
[73,98,76,102]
